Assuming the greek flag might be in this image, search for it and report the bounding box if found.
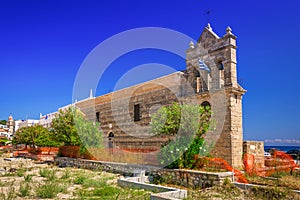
[199,60,211,73]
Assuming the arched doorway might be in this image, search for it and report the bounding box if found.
[108,132,114,148]
[108,132,114,155]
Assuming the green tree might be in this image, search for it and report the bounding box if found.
[51,107,103,150]
[150,102,212,169]
[74,110,103,150]
[0,120,7,125]
[13,125,55,148]
[35,126,61,147]
[51,107,81,146]
[13,126,33,148]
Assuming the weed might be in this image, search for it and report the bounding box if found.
[18,181,30,197]
[74,174,87,184]
[82,178,106,188]
[0,179,6,186]
[36,181,67,198]
[2,173,16,177]
[39,168,48,177]
[250,186,290,200]
[0,182,16,200]
[61,169,71,179]
[39,168,56,181]
[24,174,33,182]
[93,186,121,196]
[270,171,290,178]
[16,168,26,177]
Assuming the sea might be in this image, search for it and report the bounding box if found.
[264,145,300,152]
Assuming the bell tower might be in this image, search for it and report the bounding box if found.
[186,24,246,168]
[7,114,14,133]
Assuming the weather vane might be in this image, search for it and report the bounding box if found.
[204,9,211,24]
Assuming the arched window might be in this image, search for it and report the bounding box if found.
[108,132,114,139]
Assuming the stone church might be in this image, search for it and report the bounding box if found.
[76,24,246,169]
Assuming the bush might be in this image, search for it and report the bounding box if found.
[158,136,205,169]
[151,103,212,169]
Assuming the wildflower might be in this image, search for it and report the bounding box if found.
[185,148,188,151]
[176,148,179,152]
[170,151,173,154]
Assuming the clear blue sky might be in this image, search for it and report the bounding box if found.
[1,0,300,145]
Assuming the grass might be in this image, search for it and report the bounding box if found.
[16,168,26,177]
[61,168,71,179]
[39,168,56,181]
[0,182,16,200]
[73,174,88,184]
[18,181,30,197]
[5,160,300,200]
[0,179,6,187]
[183,179,300,200]
[0,165,150,200]
[36,181,67,198]
[76,186,151,200]
[24,174,33,182]
[246,173,300,191]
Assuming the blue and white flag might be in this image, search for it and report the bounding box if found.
[199,60,211,73]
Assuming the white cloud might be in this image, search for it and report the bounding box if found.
[264,139,300,144]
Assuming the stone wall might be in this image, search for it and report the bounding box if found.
[55,157,233,190]
[243,141,265,168]
[55,157,160,175]
[150,169,234,189]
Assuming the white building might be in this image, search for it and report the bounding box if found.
[39,112,58,128]
[18,119,40,129]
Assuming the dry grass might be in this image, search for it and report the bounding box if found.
[0,157,151,200]
[246,173,300,191]
[184,179,300,200]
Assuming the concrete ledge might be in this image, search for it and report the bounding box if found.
[118,177,187,200]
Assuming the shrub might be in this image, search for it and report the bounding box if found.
[151,103,212,169]
[158,136,205,169]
